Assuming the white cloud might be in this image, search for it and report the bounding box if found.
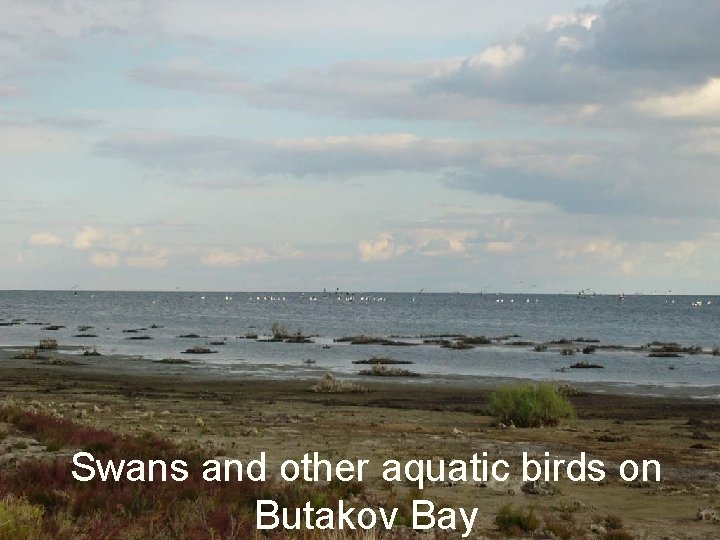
[89,252,119,268]
[664,241,698,262]
[73,226,105,250]
[468,44,525,69]
[486,241,515,254]
[619,259,637,275]
[73,227,170,268]
[27,231,63,246]
[357,233,406,262]
[412,228,475,257]
[73,226,143,251]
[637,78,720,118]
[583,240,624,260]
[546,12,598,31]
[126,249,170,268]
[201,245,299,267]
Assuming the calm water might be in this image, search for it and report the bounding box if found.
[1,291,719,396]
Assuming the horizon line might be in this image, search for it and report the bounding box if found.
[0,289,715,296]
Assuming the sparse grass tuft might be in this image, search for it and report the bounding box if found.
[13,349,44,360]
[358,365,420,377]
[601,531,635,540]
[312,373,369,393]
[37,339,57,350]
[494,505,540,535]
[0,495,44,540]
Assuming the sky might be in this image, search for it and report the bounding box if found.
[2,0,720,293]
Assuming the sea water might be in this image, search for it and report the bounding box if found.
[1,291,718,396]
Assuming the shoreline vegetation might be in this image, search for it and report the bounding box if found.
[0,349,719,538]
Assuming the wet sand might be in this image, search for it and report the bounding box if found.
[1,347,720,538]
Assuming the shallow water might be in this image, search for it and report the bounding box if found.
[1,291,719,395]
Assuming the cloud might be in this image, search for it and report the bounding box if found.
[96,132,469,177]
[486,241,515,254]
[201,245,300,267]
[664,241,698,262]
[582,240,624,260]
[637,78,720,118]
[411,228,476,257]
[130,58,491,121]
[97,131,604,179]
[427,0,720,108]
[467,44,526,69]
[0,0,588,70]
[131,58,253,95]
[73,226,142,251]
[96,130,720,218]
[89,252,120,268]
[120,1,720,121]
[0,121,72,154]
[592,0,720,70]
[0,85,24,98]
[27,231,63,246]
[126,248,170,268]
[72,227,170,268]
[619,259,637,275]
[357,233,406,262]
[73,226,105,250]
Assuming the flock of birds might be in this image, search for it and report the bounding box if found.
[72,291,716,309]
[304,295,386,302]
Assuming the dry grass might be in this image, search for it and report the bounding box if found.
[312,374,369,394]
[37,340,57,350]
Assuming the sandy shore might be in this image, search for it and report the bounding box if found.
[1,347,720,538]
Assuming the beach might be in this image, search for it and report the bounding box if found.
[2,347,719,538]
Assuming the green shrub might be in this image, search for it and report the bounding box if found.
[0,496,44,540]
[489,383,575,427]
[495,504,540,535]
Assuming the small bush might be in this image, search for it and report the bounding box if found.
[489,383,575,428]
[495,504,540,535]
[545,515,577,540]
[604,514,624,531]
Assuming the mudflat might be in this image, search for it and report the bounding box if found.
[1,349,719,538]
